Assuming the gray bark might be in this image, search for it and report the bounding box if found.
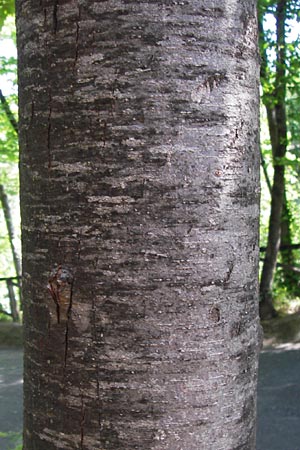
[17,1,260,449]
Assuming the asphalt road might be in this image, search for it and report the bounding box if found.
[0,349,23,450]
[257,343,300,450]
[1,347,300,450]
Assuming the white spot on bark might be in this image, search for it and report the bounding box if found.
[191,83,211,104]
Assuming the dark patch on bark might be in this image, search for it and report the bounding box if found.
[52,0,58,34]
[209,306,221,323]
[230,321,243,338]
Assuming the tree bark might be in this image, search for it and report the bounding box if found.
[259,0,288,319]
[17,1,260,449]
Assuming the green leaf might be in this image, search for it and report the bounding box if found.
[0,0,15,32]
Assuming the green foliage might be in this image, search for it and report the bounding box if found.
[0,0,15,32]
[259,0,300,300]
[0,18,18,192]
[0,431,22,450]
[0,16,20,317]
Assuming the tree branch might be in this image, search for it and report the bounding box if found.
[0,307,12,317]
[0,88,18,134]
[260,243,300,252]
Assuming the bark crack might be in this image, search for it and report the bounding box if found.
[80,395,86,449]
[47,265,74,324]
[47,90,52,170]
[30,100,35,125]
[74,2,81,67]
[64,277,73,369]
[92,295,102,442]
[43,8,47,28]
[215,261,234,286]
[74,21,80,66]
[53,0,58,34]
[64,319,70,369]
[230,119,245,149]
[100,120,107,147]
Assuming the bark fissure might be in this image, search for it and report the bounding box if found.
[101,119,108,148]
[52,0,58,34]
[47,90,52,170]
[30,100,35,124]
[92,303,103,443]
[80,395,86,450]
[63,313,70,369]
[74,4,81,67]
[74,21,80,66]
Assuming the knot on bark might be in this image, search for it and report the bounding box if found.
[47,265,74,323]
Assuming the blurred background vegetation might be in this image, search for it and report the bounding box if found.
[0,0,299,324]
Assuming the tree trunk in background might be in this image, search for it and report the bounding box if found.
[6,278,19,322]
[0,184,21,321]
[17,1,260,449]
[259,0,288,319]
[0,184,22,280]
[280,192,299,293]
[0,89,18,134]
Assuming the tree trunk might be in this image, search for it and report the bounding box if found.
[0,183,21,321]
[280,192,299,294]
[17,1,260,449]
[0,89,18,134]
[6,278,19,322]
[259,0,288,319]
[0,184,22,280]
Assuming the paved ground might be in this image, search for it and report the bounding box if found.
[257,343,300,450]
[0,349,23,450]
[1,347,300,449]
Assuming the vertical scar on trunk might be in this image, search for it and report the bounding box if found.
[48,265,74,368]
[48,265,74,324]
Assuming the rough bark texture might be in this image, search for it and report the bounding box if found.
[259,0,287,319]
[17,1,260,449]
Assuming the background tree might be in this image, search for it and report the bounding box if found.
[17,1,260,449]
[259,0,300,319]
[0,14,20,321]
